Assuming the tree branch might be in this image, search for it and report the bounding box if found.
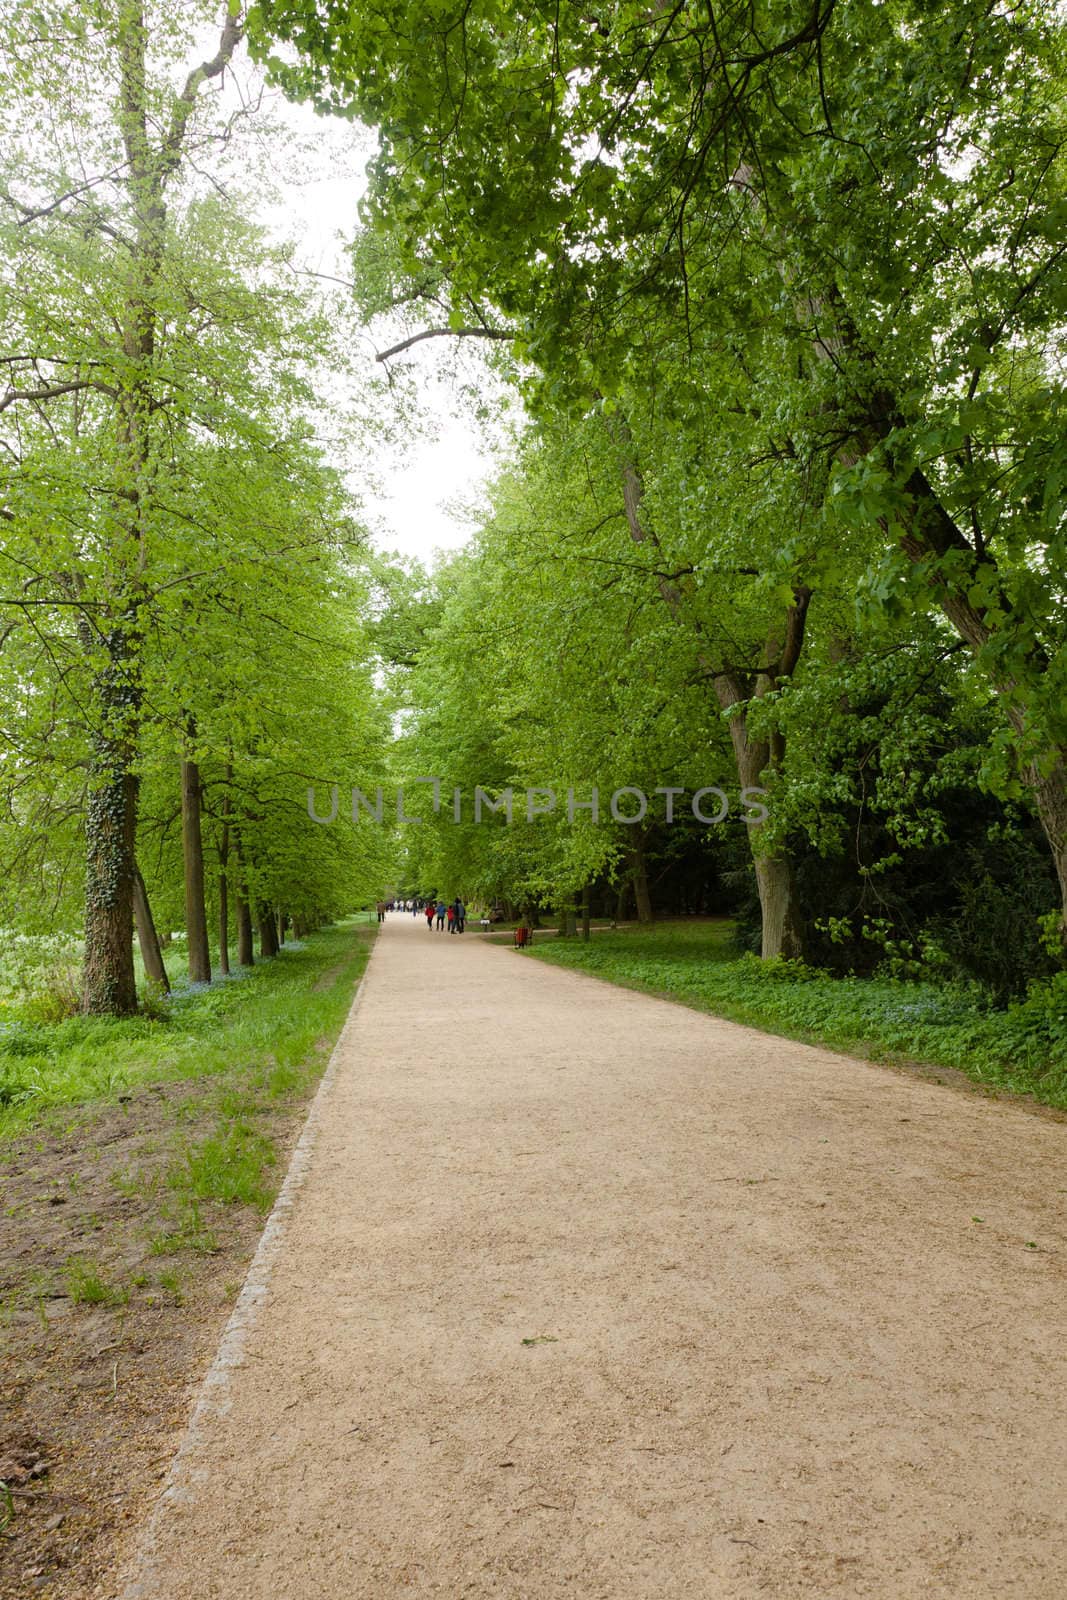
[375,326,516,362]
[0,379,115,413]
[0,167,128,226]
[161,12,245,178]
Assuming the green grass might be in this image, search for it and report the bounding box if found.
[0,917,374,1139]
[528,920,1067,1110]
[171,1122,277,1210]
[155,1268,183,1303]
[0,919,376,1301]
[64,1256,129,1307]
[148,1200,219,1257]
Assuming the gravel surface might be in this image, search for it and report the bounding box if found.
[114,914,1067,1598]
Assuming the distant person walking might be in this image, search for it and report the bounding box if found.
[447,902,457,934]
[425,903,434,930]
[435,899,446,931]
[375,900,385,924]
[455,897,466,933]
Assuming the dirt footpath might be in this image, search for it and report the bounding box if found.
[113,915,1067,1599]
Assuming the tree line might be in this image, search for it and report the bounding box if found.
[3,1,1064,1012]
[254,0,1067,977]
[0,3,391,1013]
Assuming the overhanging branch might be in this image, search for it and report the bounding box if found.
[375,326,516,362]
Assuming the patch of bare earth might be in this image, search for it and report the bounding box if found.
[0,1076,320,1600]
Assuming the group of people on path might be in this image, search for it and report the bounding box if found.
[425,897,466,933]
[375,897,468,933]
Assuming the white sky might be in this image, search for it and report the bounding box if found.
[253,94,500,568]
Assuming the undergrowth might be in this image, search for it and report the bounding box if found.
[0,918,374,1138]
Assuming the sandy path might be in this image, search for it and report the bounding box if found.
[115,915,1067,1599]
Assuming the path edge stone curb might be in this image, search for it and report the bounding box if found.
[112,942,377,1599]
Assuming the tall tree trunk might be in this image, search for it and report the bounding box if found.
[81,5,158,1018]
[258,908,279,959]
[132,864,169,993]
[83,769,139,1015]
[714,705,806,961]
[236,896,255,967]
[231,818,254,967]
[1029,761,1067,950]
[216,769,231,976]
[753,856,806,964]
[181,743,211,985]
[630,837,654,924]
[613,417,807,957]
[81,6,243,1014]
[217,868,230,977]
[581,883,591,941]
[275,909,285,947]
[713,599,810,963]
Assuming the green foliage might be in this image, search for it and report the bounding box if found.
[18,968,81,1025]
[932,832,1060,1000]
[0,4,396,1007]
[384,416,754,913]
[0,937,82,1003]
[259,0,1067,954]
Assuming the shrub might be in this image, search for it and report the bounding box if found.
[21,964,81,1024]
[0,1063,35,1106]
[139,978,171,1022]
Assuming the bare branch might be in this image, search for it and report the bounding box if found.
[0,166,128,226]
[375,326,516,362]
[0,379,115,413]
[161,12,245,176]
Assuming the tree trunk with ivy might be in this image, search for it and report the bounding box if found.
[83,669,140,1014]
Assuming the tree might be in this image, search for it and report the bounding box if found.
[0,3,246,1009]
[256,0,1067,952]
[1,3,396,1006]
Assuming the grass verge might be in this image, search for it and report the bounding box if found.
[527,920,1067,1110]
[0,918,373,1140]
